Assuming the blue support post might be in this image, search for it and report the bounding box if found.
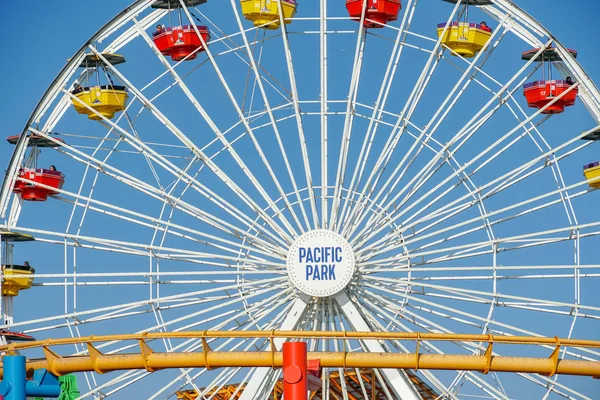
[2,356,26,400]
[0,356,61,399]
[26,369,60,398]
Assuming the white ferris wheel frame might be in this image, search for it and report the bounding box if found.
[0,0,599,399]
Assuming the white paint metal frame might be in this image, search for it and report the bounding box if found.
[0,0,599,399]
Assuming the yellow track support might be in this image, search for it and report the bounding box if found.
[1,331,599,378]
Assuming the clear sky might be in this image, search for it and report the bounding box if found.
[1,1,599,155]
[1,1,600,399]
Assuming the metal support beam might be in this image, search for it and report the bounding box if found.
[238,295,309,400]
[5,348,599,379]
[335,291,420,400]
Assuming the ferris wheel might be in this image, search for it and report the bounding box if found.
[1,0,600,399]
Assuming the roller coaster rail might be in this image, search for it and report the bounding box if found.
[1,331,599,379]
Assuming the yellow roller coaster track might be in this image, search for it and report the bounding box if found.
[1,331,598,379]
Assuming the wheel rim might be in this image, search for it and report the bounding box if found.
[1,0,599,398]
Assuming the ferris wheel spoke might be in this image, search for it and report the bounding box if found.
[5,275,286,334]
[362,282,600,361]
[329,0,371,232]
[344,9,506,240]
[57,183,286,262]
[370,277,600,318]
[378,184,586,260]
[337,0,417,234]
[182,307,294,398]
[338,0,418,238]
[362,263,599,281]
[87,48,297,244]
[359,284,600,371]
[237,294,310,400]
[11,225,285,271]
[29,270,288,290]
[174,5,306,237]
[401,199,574,259]
[60,124,136,242]
[325,298,351,397]
[357,289,477,356]
[48,121,288,252]
[365,185,578,260]
[274,0,320,230]
[149,157,221,268]
[41,286,291,367]
[30,127,289,253]
[349,44,552,246]
[39,186,285,262]
[362,84,579,250]
[218,0,314,233]
[78,370,149,399]
[359,177,590,261]
[175,287,295,334]
[404,301,599,362]
[355,289,509,399]
[84,304,290,400]
[497,97,580,227]
[341,1,463,239]
[515,371,593,400]
[360,221,600,273]
[332,291,421,400]
[31,292,279,343]
[341,108,496,257]
[367,279,600,329]
[350,295,470,400]
[86,288,292,360]
[355,126,588,257]
[394,171,586,259]
[318,0,329,229]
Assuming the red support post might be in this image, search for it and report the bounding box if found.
[282,342,307,400]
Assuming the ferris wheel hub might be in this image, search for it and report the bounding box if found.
[286,230,356,298]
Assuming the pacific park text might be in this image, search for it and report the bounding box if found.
[299,246,342,281]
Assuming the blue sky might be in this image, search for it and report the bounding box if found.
[1,1,599,158]
[1,1,600,398]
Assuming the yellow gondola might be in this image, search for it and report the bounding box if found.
[71,53,128,121]
[2,265,34,297]
[584,162,600,188]
[71,85,129,120]
[436,22,491,58]
[1,230,35,297]
[240,0,297,30]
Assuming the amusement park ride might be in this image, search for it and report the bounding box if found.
[1,0,600,399]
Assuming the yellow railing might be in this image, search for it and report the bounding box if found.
[2,331,598,378]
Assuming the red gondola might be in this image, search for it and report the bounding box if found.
[346,0,401,28]
[522,47,578,114]
[523,80,578,114]
[13,168,65,202]
[153,25,210,61]
[0,329,35,342]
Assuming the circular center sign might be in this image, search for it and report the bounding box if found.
[287,230,355,297]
